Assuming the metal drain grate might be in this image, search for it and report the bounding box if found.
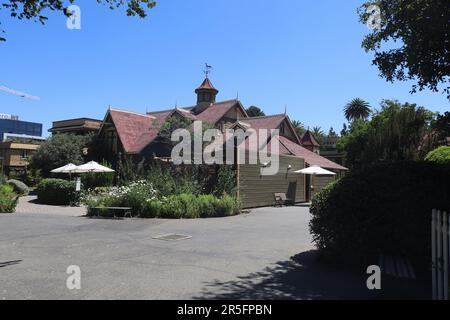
[152,233,192,241]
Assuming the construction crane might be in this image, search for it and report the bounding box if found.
[0,85,40,101]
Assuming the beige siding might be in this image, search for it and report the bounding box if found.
[238,153,306,208]
[312,175,336,198]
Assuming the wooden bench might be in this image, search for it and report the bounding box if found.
[274,193,293,207]
[89,207,132,219]
[379,254,416,280]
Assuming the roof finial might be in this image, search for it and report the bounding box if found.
[284,105,287,115]
[204,63,213,78]
[236,91,239,100]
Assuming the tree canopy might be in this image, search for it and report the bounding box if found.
[358,0,450,99]
[245,106,265,117]
[425,146,450,165]
[30,133,93,176]
[0,0,156,41]
[338,100,440,169]
[291,120,306,137]
[344,98,372,122]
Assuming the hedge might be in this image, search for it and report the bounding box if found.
[36,178,79,205]
[87,192,241,219]
[309,161,450,266]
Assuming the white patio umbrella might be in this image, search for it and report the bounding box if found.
[50,163,79,174]
[72,161,115,173]
[294,165,336,176]
[295,166,336,202]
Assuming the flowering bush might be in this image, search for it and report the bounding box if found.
[84,181,158,217]
[84,180,241,219]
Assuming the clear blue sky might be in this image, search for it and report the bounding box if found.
[1,0,448,137]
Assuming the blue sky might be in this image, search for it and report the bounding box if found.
[0,0,448,137]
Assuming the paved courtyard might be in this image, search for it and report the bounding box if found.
[0,196,376,300]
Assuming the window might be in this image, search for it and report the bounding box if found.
[21,150,28,159]
[279,123,285,135]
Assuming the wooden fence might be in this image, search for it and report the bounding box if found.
[432,209,450,300]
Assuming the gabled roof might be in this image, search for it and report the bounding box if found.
[243,114,286,130]
[243,114,301,144]
[278,136,347,170]
[300,130,320,147]
[196,99,245,124]
[108,108,159,154]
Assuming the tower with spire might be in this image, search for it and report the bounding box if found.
[194,64,219,114]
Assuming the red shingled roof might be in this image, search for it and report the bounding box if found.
[196,99,241,124]
[242,114,286,131]
[109,108,159,154]
[195,78,218,93]
[300,130,320,147]
[278,136,347,170]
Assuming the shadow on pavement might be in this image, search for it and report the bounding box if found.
[195,250,376,300]
[0,260,22,268]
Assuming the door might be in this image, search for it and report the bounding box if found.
[305,175,311,202]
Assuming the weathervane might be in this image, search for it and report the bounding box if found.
[204,63,213,78]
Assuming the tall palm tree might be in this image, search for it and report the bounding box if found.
[344,98,372,121]
[312,126,324,137]
[291,120,306,137]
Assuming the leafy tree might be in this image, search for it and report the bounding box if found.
[312,126,323,137]
[311,127,325,146]
[30,134,92,176]
[344,98,372,122]
[328,127,338,137]
[338,100,438,169]
[425,146,450,165]
[291,120,306,137]
[358,0,450,99]
[432,111,450,142]
[158,115,191,142]
[245,106,265,117]
[0,0,156,41]
[340,123,348,136]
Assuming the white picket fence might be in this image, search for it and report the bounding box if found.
[432,209,450,300]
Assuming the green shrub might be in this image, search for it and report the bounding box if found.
[145,165,202,196]
[0,185,18,213]
[197,194,218,217]
[8,169,42,187]
[83,181,157,217]
[81,162,114,189]
[216,195,240,217]
[309,161,450,266]
[0,173,7,185]
[36,178,79,205]
[213,166,237,197]
[7,179,30,196]
[148,194,240,219]
[142,200,163,218]
[425,146,450,165]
